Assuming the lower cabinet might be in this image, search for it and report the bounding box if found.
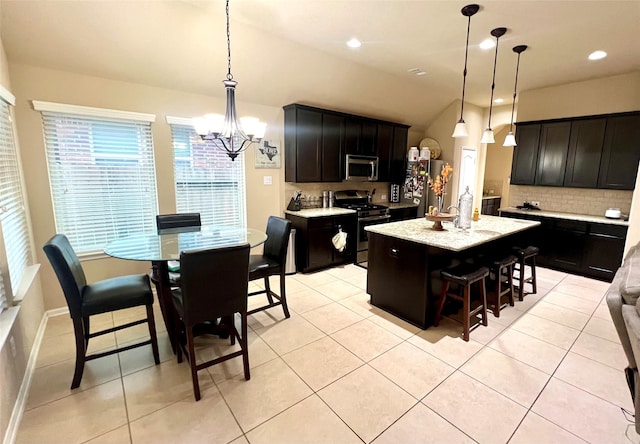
[286,213,357,273]
[501,212,627,281]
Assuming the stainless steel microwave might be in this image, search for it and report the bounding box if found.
[345,154,378,181]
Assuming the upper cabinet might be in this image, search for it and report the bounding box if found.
[598,114,640,189]
[535,121,571,186]
[511,123,541,185]
[284,103,409,183]
[511,111,640,190]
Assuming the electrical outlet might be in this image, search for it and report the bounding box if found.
[380,194,387,202]
[9,336,16,358]
[531,201,540,207]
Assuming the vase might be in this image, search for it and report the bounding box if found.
[436,195,444,214]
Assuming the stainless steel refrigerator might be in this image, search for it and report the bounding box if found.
[401,158,445,216]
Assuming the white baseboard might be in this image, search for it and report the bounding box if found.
[3,309,67,444]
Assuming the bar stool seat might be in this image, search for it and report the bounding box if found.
[485,254,517,317]
[434,263,490,341]
[513,245,539,301]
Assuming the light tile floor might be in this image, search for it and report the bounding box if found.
[14,264,640,444]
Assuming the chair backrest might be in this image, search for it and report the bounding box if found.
[156,213,202,232]
[43,234,87,317]
[179,243,250,325]
[263,216,292,264]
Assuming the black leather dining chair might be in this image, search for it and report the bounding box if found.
[248,216,292,318]
[43,234,160,389]
[171,243,251,401]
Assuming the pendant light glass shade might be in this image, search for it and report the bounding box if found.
[503,45,528,147]
[503,132,517,146]
[193,0,266,161]
[452,4,480,138]
[481,27,506,144]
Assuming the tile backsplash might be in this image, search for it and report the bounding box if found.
[284,182,391,207]
[509,185,633,217]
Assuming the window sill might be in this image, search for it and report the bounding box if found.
[0,263,40,349]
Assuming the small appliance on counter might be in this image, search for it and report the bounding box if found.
[605,208,622,219]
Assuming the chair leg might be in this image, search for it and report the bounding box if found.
[241,312,251,381]
[71,317,87,389]
[517,259,525,301]
[82,317,90,348]
[227,316,236,346]
[264,278,274,305]
[507,264,515,307]
[434,281,450,327]
[186,327,201,401]
[462,284,470,342]
[493,267,501,318]
[146,304,160,365]
[530,257,538,294]
[480,279,488,327]
[280,271,290,318]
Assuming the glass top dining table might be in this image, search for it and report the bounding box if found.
[104,226,267,261]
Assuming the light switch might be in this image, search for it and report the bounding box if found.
[263,175,272,185]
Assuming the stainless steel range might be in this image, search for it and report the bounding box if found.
[334,190,390,266]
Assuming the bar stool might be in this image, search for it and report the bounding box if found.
[512,246,539,301]
[434,263,490,342]
[485,255,517,317]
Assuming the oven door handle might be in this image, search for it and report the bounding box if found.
[359,215,391,222]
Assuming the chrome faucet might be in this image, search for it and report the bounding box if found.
[447,205,460,228]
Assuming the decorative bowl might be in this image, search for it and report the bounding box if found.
[425,213,456,231]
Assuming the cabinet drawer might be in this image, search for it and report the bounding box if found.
[589,223,627,238]
[554,219,587,233]
[308,218,333,230]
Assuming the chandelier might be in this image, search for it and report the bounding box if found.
[193,0,266,161]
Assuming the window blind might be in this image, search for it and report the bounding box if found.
[0,96,32,311]
[168,121,246,228]
[38,106,158,254]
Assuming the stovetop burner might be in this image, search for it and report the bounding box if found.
[337,203,388,212]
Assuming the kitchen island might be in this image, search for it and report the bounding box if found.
[365,215,539,328]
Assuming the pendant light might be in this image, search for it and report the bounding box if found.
[193,0,266,161]
[503,45,528,147]
[452,4,480,138]
[480,27,507,144]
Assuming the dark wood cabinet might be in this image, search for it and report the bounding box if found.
[511,123,540,185]
[284,106,322,182]
[512,111,640,190]
[286,213,357,273]
[598,114,640,189]
[376,123,394,182]
[564,118,606,188]
[321,113,345,182]
[536,121,571,186]
[500,212,627,281]
[284,103,410,184]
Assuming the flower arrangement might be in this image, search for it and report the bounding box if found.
[427,163,453,213]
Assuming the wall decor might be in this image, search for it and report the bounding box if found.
[255,140,281,169]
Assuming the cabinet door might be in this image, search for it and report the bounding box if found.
[307,218,334,270]
[598,114,640,190]
[564,118,606,188]
[332,215,357,264]
[511,124,541,185]
[390,126,409,184]
[548,219,586,272]
[321,113,345,182]
[583,224,627,281]
[344,117,361,155]
[376,123,394,182]
[360,120,377,156]
[294,108,323,182]
[536,121,571,186]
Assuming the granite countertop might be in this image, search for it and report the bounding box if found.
[499,207,629,226]
[482,195,501,200]
[284,207,356,218]
[387,202,419,210]
[365,214,539,252]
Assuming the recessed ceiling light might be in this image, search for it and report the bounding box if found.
[347,38,361,48]
[494,98,504,104]
[408,68,426,76]
[479,38,495,50]
[588,50,607,60]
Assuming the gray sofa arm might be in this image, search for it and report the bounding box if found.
[607,272,637,369]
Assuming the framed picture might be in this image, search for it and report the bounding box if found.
[255,140,281,169]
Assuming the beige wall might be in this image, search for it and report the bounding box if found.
[485,125,513,204]
[10,63,284,310]
[0,35,46,443]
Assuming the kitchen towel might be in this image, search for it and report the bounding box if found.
[332,228,347,252]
